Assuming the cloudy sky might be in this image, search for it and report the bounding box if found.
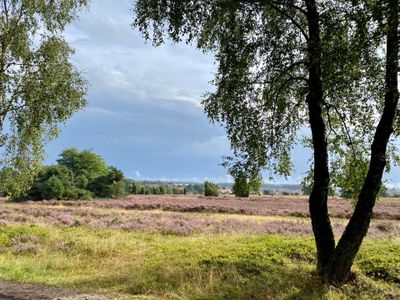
[44,0,399,186]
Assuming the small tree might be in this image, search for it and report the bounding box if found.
[231,166,262,197]
[204,181,219,197]
[131,181,143,194]
[232,173,250,197]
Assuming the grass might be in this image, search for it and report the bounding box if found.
[0,224,398,299]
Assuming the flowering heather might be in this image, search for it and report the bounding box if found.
[28,195,400,220]
[0,200,398,239]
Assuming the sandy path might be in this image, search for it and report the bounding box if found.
[0,281,127,300]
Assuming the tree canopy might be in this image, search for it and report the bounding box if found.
[24,148,128,200]
[133,0,399,284]
[134,0,390,178]
[0,0,89,197]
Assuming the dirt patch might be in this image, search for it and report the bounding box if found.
[0,281,127,300]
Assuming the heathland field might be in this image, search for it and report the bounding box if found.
[0,195,398,299]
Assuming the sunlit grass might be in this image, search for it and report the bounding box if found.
[0,224,398,299]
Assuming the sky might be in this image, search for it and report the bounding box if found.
[44,0,399,186]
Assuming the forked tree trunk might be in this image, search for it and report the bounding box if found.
[326,0,399,284]
[304,0,336,273]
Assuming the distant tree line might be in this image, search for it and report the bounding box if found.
[130,182,205,195]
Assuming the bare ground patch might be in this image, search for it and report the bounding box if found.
[0,280,135,300]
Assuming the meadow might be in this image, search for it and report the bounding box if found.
[0,195,398,299]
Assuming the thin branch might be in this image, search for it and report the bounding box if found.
[2,0,9,21]
[239,0,309,40]
[269,3,309,40]
[323,101,357,158]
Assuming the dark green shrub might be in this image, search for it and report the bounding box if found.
[159,186,166,195]
[26,166,72,200]
[88,167,127,198]
[42,176,65,199]
[64,187,93,200]
[204,181,219,197]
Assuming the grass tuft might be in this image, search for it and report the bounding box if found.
[0,224,398,299]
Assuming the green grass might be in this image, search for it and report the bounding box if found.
[0,224,398,299]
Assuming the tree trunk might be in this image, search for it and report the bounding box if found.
[326,0,399,284]
[304,0,336,273]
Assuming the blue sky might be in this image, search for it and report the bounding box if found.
[44,0,399,186]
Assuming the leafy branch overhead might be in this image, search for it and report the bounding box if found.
[134,0,392,178]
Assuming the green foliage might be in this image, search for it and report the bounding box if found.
[88,167,128,198]
[301,167,335,197]
[186,183,204,194]
[0,225,48,248]
[131,181,143,194]
[204,181,219,197]
[231,166,263,197]
[130,182,189,195]
[63,187,92,201]
[232,174,250,197]
[0,166,37,199]
[249,176,263,195]
[27,165,72,200]
[57,148,108,188]
[42,176,65,200]
[133,0,392,180]
[23,148,127,200]
[0,1,89,198]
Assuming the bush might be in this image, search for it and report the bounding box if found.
[42,176,65,200]
[186,184,204,194]
[263,189,274,196]
[26,166,72,200]
[88,167,127,198]
[64,187,93,200]
[204,181,219,197]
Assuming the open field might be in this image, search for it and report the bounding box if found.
[0,195,398,299]
[29,195,400,220]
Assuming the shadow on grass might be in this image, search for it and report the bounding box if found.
[0,225,396,299]
[70,258,334,299]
